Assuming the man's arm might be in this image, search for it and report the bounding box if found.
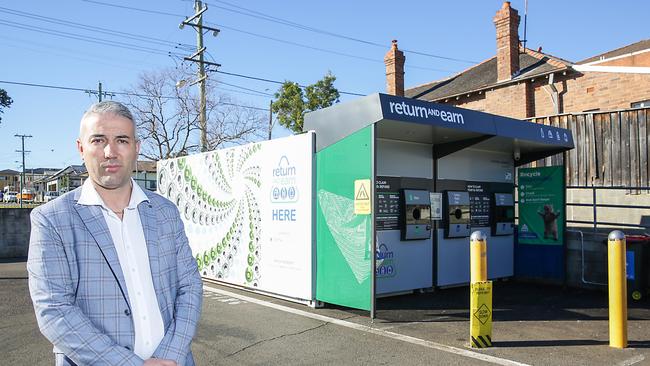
[152,208,203,364]
[27,208,144,366]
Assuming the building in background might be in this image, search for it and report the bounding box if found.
[384,2,650,119]
[133,160,157,191]
[0,169,19,192]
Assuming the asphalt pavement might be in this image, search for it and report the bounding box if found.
[1,259,649,366]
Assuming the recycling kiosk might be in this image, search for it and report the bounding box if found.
[157,92,573,315]
[305,93,574,314]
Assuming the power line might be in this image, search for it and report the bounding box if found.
[0,6,194,50]
[81,0,182,17]
[82,0,476,66]
[209,22,453,73]
[0,18,183,57]
[213,80,273,97]
[205,0,478,64]
[0,79,270,111]
[210,70,366,96]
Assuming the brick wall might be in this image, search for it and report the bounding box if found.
[447,82,530,119]
[441,71,650,119]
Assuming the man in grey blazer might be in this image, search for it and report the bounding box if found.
[28,101,203,366]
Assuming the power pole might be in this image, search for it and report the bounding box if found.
[268,100,273,140]
[180,0,220,152]
[14,134,32,208]
[86,81,114,102]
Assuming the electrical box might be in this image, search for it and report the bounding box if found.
[400,189,432,240]
[443,190,471,238]
[492,193,515,236]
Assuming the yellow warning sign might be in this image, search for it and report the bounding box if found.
[354,179,371,215]
[470,281,492,348]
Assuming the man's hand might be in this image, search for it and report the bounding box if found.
[144,359,177,366]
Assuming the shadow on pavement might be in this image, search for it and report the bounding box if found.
[494,339,608,347]
[372,281,650,324]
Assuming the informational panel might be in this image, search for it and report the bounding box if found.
[467,182,491,227]
[157,133,314,301]
[518,166,565,245]
[375,177,401,231]
[515,166,565,282]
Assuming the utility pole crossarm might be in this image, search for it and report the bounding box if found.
[180,0,220,152]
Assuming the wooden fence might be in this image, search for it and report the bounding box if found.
[529,107,649,188]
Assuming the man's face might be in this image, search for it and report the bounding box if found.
[77,113,140,190]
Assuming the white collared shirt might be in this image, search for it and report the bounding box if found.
[78,178,164,360]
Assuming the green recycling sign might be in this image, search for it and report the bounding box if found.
[518,166,565,245]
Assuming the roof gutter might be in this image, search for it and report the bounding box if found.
[431,67,570,103]
[572,64,650,74]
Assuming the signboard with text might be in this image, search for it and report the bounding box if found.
[518,166,565,245]
[157,133,314,301]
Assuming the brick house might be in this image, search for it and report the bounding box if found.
[384,1,650,119]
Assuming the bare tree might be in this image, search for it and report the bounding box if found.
[122,66,267,160]
[122,67,199,160]
[205,91,267,150]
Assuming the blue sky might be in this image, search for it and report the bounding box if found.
[0,0,647,169]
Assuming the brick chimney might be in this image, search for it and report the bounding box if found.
[493,1,520,82]
[384,40,405,96]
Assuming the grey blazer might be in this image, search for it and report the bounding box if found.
[27,187,203,366]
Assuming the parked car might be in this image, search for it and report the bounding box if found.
[43,191,60,202]
[17,189,35,203]
[3,191,18,203]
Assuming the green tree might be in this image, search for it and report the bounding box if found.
[0,88,13,123]
[271,72,340,134]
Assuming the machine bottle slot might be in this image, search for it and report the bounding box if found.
[443,190,471,238]
[399,189,432,241]
[491,192,515,236]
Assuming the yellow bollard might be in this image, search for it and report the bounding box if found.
[470,231,487,283]
[608,230,628,349]
[470,231,492,348]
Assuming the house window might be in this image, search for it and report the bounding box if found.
[632,100,650,108]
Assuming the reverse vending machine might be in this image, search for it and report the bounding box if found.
[443,191,471,238]
[400,189,432,240]
[492,193,515,236]
[160,92,574,315]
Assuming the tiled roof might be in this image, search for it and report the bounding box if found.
[0,169,20,175]
[577,39,650,65]
[406,48,571,101]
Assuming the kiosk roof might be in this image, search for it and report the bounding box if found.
[304,93,574,166]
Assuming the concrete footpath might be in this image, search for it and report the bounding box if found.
[2,260,648,365]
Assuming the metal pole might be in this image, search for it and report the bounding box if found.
[592,184,597,235]
[470,231,487,283]
[469,230,492,348]
[14,134,32,208]
[196,0,207,152]
[608,230,627,349]
[98,81,103,102]
[268,99,273,140]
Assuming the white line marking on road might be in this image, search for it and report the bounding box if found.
[203,285,529,366]
[204,292,246,305]
[615,355,646,366]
